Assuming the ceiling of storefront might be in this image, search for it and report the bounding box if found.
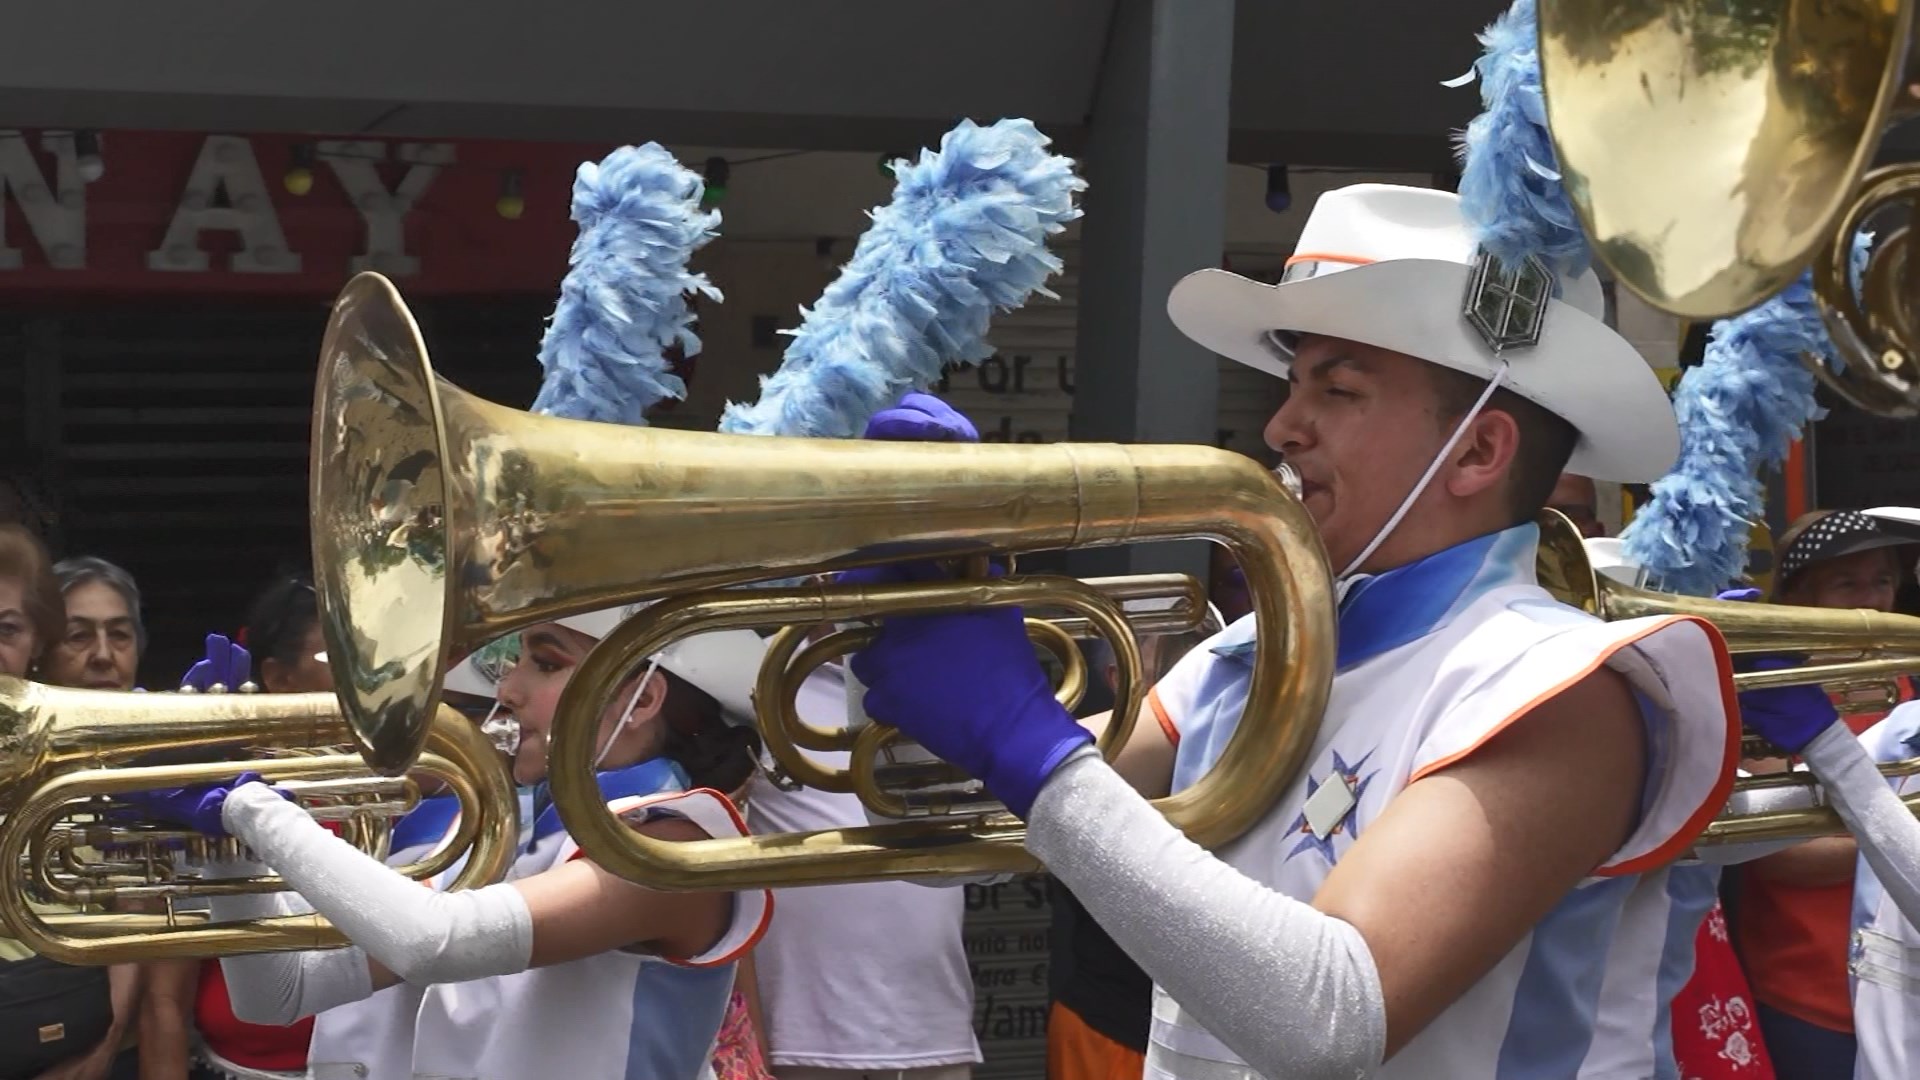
[0,0,1503,168]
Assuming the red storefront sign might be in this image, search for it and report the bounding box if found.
[0,130,624,297]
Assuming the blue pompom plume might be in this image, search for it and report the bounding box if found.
[532,144,722,426]
[718,117,1084,439]
[1620,231,1873,595]
[1619,276,1839,595]
[1452,0,1591,277]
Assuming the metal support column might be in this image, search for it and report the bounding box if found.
[1070,0,1236,580]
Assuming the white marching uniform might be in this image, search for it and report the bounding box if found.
[303,792,473,1080]
[1145,522,1737,1079]
[1850,701,1920,1080]
[307,759,770,1080]
[746,664,980,1073]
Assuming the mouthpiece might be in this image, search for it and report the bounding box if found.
[1273,462,1303,499]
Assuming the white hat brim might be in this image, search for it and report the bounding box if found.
[1167,263,1679,484]
[443,614,769,728]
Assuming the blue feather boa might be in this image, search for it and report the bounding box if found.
[718,117,1084,439]
[1453,0,1590,278]
[532,144,722,426]
[1620,235,1870,595]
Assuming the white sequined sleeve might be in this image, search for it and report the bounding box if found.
[1025,748,1386,1080]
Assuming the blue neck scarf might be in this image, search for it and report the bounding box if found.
[1213,522,1540,673]
[527,756,691,843]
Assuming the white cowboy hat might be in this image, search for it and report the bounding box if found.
[1166,184,1678,484]
[443,604,769,726]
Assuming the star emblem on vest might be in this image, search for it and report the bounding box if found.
[1287,749,1377,863]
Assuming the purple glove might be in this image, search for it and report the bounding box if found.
[118,771,288,837]
[848,565,1092,817]
[181,633,251,691]
[1717,587,1762,603]
[1737,655,1839,755]
[863,392,979,443]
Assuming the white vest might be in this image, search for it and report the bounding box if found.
[1147,524,1735,1079]
[1850,701,1920,1080]
[311,765,770,1080]
[745,665,981,1070]
[304,792,496,1080]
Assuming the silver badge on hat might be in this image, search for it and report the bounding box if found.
[1463,249,1555,353]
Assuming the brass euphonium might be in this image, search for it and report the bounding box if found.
[1534,510,1920,845]
[0,683,517,964]
[311,271,1335,890]
[1537,0,1920,414]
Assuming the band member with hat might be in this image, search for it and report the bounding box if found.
[1730,508,1920,1077]
[849,176,1739,1078]
[129,606,772,1080]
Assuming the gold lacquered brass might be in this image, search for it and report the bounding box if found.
[1535,510,1920,843]
[314,271,1336,889]
[1538,0,1920,413]
[0,683,516,963]
[1538,0,1913,318]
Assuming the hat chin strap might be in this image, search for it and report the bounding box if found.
[594,656,663,770]
[1336,360,1512,582]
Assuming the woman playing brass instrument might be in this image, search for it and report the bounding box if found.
[128,604,771,1080]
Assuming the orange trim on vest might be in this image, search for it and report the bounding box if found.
[1282,252,1378,269]
[1147,688,1180,747]
[1406,615,1739,876]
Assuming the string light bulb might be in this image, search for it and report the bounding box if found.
[701,157,730,207]
[1264,165,1291,214]
[73,131,103,184]
[496,169,525,220]
[284,143,317,196]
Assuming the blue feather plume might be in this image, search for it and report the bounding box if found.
[718,118,1084,439]
[1618,278,1837,595]
[1620,231,1873,595]
[531,144,722,426]
[1452,0,1591,277]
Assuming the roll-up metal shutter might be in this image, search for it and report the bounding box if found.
[18,293,547,686]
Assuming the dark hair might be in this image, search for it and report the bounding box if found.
[245,571,320,669]
[656,670,761,793]
[1426,365,1579,526]
[0,524,64,661]
[52,555,146,654]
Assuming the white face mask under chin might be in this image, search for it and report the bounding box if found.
[1333,360,1512,584]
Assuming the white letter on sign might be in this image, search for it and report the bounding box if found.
[148,135,301,274]
[321,140,452,277]
[0,131,86,270]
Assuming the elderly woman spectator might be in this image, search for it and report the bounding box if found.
[45,556,144,691]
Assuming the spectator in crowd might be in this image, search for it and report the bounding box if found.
[1733,510,1918,1079]
[45,557,144,691]
[1548,471,1606,538]
[0,527,142,1080]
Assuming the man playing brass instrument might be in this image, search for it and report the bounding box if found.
[848,184,1741,1079]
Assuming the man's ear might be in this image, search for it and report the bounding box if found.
[1444,408,1521,500]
